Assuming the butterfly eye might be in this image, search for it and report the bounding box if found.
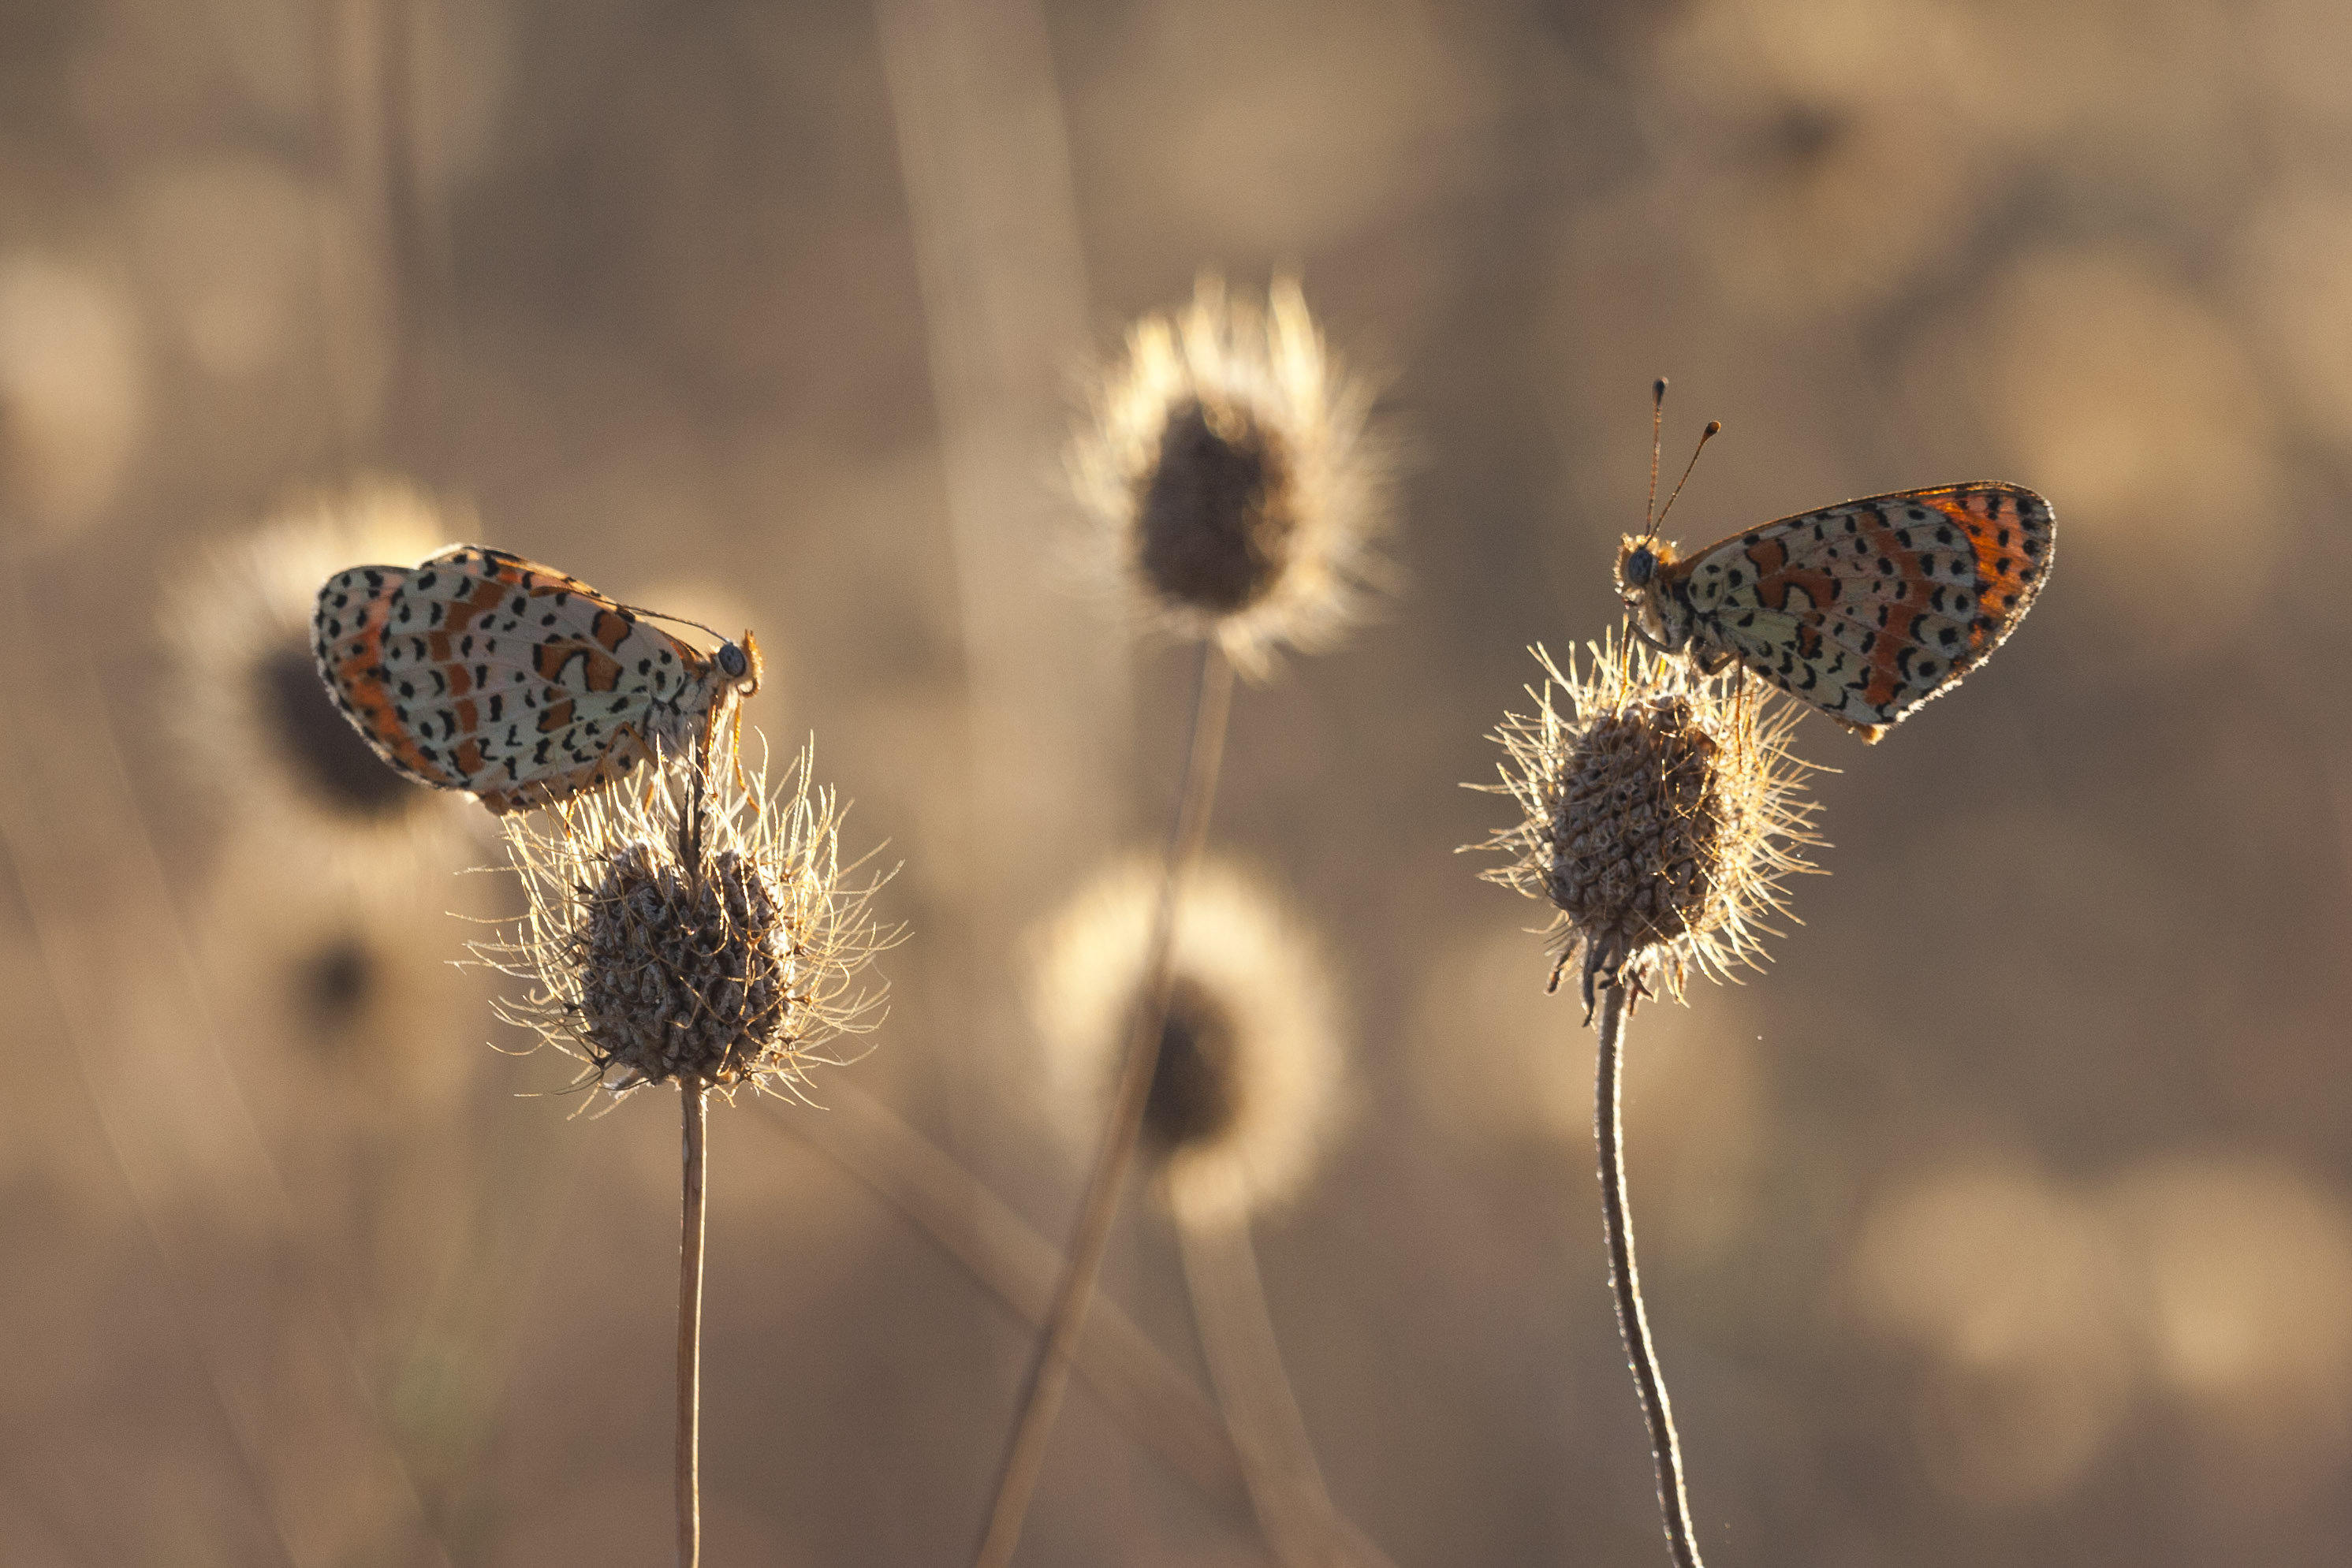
[1624,548,1656,587]
[716,643,749,680]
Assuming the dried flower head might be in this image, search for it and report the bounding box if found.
[1475,634,1824,1016]
[1032,855,1346,1225]
[170,480,469,877]
[486,742,890,1101]
[1071,276,1392,677]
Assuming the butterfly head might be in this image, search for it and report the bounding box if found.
[1616,533,1678,594]
[1616,534,1692,653]
[714,631,763,698]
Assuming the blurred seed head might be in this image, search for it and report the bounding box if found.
[170,480,470,881]
[1850,1159,2135,1506]
[2236,182,2352,453]
[1474,634,1821,1013]
[486,741,889,1101]
[1851,1151,2352,1507]
[0,251,145,540]
[1906,248,2276,644]
[1651,0,2021,321]
[129,159,311,380]
[1070,276,1392,678]
[199,826,485,1132]
[2106,1153,2352,1495]
[1032,855,1346,1226]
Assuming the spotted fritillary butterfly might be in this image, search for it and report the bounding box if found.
[312,546,760,814]
[1615,387,2053,741]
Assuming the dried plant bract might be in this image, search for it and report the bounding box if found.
[1071,277,1392,677]
[485,743,890,1101]
[1475,634,1823,1015]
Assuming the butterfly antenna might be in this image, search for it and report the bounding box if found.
[1642,377,1668,540]
[621,602,730,646]
[1654,419,1724,534]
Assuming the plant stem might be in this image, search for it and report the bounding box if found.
[972,641,1236,1568]
[1593,981,1703,1568]
[677,1081,710,1568]
[1172,1193,1347,1567]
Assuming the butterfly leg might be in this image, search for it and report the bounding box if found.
[1625,616,1673,656]
[725,700,755,809]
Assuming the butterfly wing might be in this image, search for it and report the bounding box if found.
[1672,483,2054,740]
[312,546,721,813]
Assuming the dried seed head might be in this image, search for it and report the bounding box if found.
[566,843,800,1088]
[1032,856,1347,1224]
[169,480,471,880]
[1137,397,1299,613]
[1474,635,1824,1015]
[1071,277,1392,678]
[486,740,891,1101]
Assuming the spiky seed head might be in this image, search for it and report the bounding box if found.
[1070,276,1392,678]
[1032,855,1347,1225]
[1474,634,1824,1015]
[567,843,797,1088]
[485,741,891,1101]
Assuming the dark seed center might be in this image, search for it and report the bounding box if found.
[262,643,419,816]
[300,933,377,1034]
[1136,397,1298,614]
[1142,974,1243,1152]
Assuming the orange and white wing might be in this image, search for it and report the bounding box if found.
[312,546,724,812]
[1674,483,2054,739]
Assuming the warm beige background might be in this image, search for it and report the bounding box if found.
[4,2,2350,1564]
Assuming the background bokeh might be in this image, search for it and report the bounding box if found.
[5,1,2351,1563]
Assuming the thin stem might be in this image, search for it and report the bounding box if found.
[677,1082,710,1568]
[1173,1195,1349,1568]
[1593,981,1703,1568]
[753,1087,1400,1566]
[972,641,1236,1568]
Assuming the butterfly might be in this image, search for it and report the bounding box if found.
[311,545,761,814]
[1615,384,2053,741]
